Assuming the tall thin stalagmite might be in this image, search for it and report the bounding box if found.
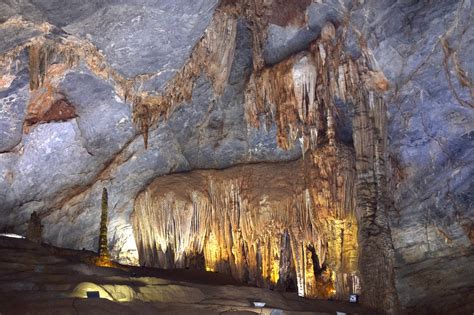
[97,187,111,266]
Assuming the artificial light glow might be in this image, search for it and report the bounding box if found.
[95,257,114,267]
[0,233,25,239]
[133,147,359,299]
[204,231,220,273]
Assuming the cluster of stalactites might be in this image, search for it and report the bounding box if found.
[133,147,360,299]
[1,14,238,145]
[24,34,140,95]
[131,0,273,148]
[244,22,388,151]
[132,9,238,148]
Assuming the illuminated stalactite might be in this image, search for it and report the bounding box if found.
[243,22,389,153]
[0,5,400,310]
[244,25,348,151]
[241,20,397,310]
[133,146,360,299]
[13,6,395,309]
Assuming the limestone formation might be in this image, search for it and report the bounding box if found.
[133,146,358,299]
[97,187,111,266]
[241,18,397,311]
[0,1,472,314]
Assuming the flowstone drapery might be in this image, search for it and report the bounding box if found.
[133,145,359,299]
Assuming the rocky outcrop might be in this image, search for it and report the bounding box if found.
[0,0,472,314]
[352,1,473,314]
[242,14,398,311]
[0,0,302,266]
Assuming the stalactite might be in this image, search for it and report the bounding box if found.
[2,9,397,310]
[133,146,359,299]
[240,20,397,310]
[28,43,42,90]
[22,36,123,93]
[0,4,265,148]
[132,8,238,147]
[244,21,389,154]
[237,0,269,72]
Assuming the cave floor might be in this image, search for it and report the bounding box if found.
[0,236,374,315]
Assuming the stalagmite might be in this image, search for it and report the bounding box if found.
[26,212,42,244]
[97,188,112,266]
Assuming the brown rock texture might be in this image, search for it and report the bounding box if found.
[268,0,312,27]
[241,19,399,312]
[26,211,42,244]
[0,236,374,315]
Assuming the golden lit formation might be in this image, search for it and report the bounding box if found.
[130,15,389,299]
[133,146,360,299]
[96,188,113,267]
[8,1,389,303]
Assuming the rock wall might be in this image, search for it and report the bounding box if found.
[0,0,302,266]
[348,1,473,313]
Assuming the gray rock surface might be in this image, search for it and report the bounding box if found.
[373,2,474,313]
[0,50,29,152]
[0,14,302,268]
[63,0,218,80]
[264,0,345,65]
[61,68,136,158]
[41,20,301,265]
[0,75,28,152]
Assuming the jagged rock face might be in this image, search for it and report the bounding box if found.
[352,1,473,314]
[0,0,473,314]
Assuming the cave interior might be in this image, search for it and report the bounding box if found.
[0,0,473,314]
